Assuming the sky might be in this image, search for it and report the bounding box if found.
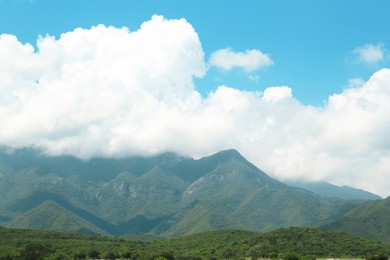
[1,0,390,197]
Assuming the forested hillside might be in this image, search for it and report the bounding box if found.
[1,226,389,259]
[321,196,390,243]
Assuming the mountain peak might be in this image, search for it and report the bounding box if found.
[217,148,242,156]
[207,149,246,162]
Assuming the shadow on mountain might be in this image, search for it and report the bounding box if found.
[7,192,174,236]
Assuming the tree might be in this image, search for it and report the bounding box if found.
[247,245,262,260]
[87,249,100,259]
[103,251,119,259]
[367,255,388,260]
[176,256,202,260]
[153,252,174,260]
[221,247,236,260]
[122,250,138,259]
[20,243,51,260]
[73,252,86,259]
[0,254,14,260]
[283,252,300,260]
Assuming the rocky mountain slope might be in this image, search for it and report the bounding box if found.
[0,147,381,238]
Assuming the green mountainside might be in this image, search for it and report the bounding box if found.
[156,201,243,237]
[7,200,108,236]
[321,197,390,242]
[0,226,389,259]
[0,147,384,239]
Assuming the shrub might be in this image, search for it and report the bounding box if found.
[283,252,301,260]
[87,249,100,259]
[20,243,51,260]
[102,251,119,259]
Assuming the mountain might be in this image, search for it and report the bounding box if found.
[0,147,374,237]
[156,201,243,237]
[320,196,390,242]
[287,181,382,200]
[7,200,108,236]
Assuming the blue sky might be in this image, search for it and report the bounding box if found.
[1,0,390,196]
[1,0,389,105]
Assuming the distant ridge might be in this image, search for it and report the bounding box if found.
[287,181,382,201]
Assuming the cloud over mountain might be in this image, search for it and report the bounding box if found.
[1,16,390,197]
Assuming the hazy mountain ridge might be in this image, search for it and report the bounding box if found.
[0,147,385,240]
[321,197,390,242]
[287,181,382,201]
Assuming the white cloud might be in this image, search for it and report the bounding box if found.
[0,15,206,156]
[208,48,273,72]
[1,16,390,198]
[262,86,292,102]
[354,43,386,64]
[346,77,365,89]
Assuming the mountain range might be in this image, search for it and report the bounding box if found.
[287,181,381,201]
[0,147,388,242]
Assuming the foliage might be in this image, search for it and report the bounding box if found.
[1,225,389,259]
[367,255,388,260]
[283,252,301,260]
[247,245,262,259]
[20,243,52,260]
[321,197,390,243]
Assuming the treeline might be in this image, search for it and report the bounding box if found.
[0,226,389,259]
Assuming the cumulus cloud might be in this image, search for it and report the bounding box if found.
[0,15,206,157]
[346,77,365,89]
[208,48,273,72]
[354,43,386,64]
[262,86,292,102]
[1,16,390,197]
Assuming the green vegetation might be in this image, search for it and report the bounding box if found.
[1,147,390,247]
[7,200,108,235]
[321,197,390,242]
[1,226,389,259]
[0,149,367,239]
